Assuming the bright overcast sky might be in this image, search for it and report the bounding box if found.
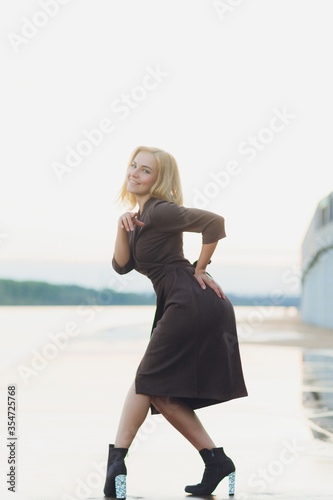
[1,0,332,294]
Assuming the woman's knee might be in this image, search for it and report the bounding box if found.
[151,395,163,410]
[151,395,182,415]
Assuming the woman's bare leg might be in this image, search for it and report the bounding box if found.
[114,382,215,451]
[151,395,216,450]
[114,381,151,448]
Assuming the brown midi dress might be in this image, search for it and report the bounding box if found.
[112,196,248,415]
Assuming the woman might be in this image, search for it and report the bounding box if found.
[104,146,248,499]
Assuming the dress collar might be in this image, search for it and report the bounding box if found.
[137,196,157,217]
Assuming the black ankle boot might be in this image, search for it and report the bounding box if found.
[103,444,128,498]
[185,447,236,496]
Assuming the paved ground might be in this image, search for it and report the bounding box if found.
[1,307,333,499]
[235,306,333,349]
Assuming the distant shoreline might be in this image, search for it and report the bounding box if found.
[0,278,300,307]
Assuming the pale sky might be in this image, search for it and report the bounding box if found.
[1,0,332,295]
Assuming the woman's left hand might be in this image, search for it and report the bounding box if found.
[194,269,226,299]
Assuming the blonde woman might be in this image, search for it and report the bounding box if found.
[104,146,247,498]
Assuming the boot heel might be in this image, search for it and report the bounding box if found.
[228,471,235,496]
[115,474,126,499]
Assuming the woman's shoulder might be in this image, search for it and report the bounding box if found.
[146,197,184,226]
[149,197,182,213]
[148,197,182,213]
[150,196,176,206]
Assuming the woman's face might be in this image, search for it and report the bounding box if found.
[127,151,159,196]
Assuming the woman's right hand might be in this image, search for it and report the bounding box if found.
[119,212,145,232]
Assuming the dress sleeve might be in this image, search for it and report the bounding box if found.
[149,201,226,244]
[112,254,134,274]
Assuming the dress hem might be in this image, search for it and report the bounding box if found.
[135,381,248,415]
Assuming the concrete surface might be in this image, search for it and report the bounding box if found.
[0,306,332,499]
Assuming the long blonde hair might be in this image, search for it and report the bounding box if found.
[116,146,183,210]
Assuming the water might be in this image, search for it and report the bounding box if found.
[0,305,301,372]
[0,305,156,372]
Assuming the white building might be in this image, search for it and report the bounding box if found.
[301,191,333,328]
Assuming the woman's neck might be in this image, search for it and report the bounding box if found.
[137,194,153,213]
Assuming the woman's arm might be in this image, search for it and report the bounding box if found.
[194,242,225,299]
[113,211,145,268]
[195,241,218,271]
[113,224,131,268]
